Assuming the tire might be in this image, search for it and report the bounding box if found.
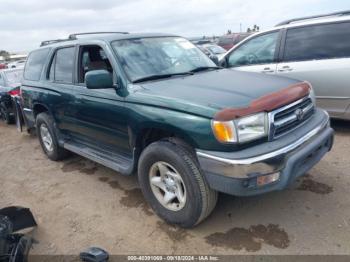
[36,112,70,161]
[138,140,218,228]
[0,104,14,125]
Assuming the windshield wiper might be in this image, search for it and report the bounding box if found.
[189,66,222,73]
[133,72,193,83]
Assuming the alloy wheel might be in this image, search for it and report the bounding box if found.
[149,161,187,211]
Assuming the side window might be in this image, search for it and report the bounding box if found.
[283,22,350,62]
[49,47,75,83]
[227,31,279,67]
[78,45,113,83]
[24,48,50,81]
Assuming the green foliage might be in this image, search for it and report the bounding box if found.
[247,24,260,33]
[0,50,10,60]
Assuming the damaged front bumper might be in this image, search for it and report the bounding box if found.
[197,109,334,196]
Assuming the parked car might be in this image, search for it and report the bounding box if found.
[21,32,333,227]
[7,60,26,69]
[0,68,23,124]
[217,33,251,50]
[0,63,7,70]
[197,43,227,60]
[220,11,350,120]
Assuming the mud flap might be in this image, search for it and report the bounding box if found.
[13,97,25,133]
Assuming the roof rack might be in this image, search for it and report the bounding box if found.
[275,10,350,26]
[40,39,72,47]
[68,32,129,39]
[40,32,129,47]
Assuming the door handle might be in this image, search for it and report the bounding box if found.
[261,67,274,73]
[278,65,293,72]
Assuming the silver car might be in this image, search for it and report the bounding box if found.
[220,11,350,120]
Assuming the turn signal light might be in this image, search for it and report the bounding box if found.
[212,121,236,143]
[257,172,280,187]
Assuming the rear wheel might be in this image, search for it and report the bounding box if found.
[138,140,218,228]
[36,112,70,161]
[0,104,13,124]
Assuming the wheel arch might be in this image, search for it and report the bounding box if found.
[133,124,198,154]
[33,103,50,119]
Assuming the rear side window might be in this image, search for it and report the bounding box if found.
[283,22,350,62]
[49,47,75,83]
[24,48,50,81]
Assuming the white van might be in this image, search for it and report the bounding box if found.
[220,11,350,120]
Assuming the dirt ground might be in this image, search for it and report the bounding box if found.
[0,120,350,256]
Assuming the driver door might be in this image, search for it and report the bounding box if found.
[225,31,281,74]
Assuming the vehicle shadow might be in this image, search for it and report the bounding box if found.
[331,119,350,133]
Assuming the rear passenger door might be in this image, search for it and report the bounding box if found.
[276,22,350,118]
[225,31,281,74]
[46,46,77,135]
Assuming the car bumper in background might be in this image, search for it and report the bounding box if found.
[197,109,334,196]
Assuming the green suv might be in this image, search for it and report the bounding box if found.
[21,32,334,227]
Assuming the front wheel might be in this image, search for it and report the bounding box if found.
[138,140,218,228]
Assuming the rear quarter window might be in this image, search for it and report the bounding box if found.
[283,22,350,62]
[48,47,75,83]
[24,48,50,81]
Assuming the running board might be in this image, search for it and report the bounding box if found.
[63,140,134,175]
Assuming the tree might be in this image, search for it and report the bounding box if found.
[246,25,260,33]
[0,50,10,60]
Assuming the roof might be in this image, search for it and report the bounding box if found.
[232,11,350,48]
[274,11,350,30]
[38,32,179,49]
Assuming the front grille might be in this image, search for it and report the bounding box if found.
[270,96,314,139]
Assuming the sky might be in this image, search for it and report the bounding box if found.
[1,0,349,52]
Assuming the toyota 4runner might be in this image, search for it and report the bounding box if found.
[21,32,334,227]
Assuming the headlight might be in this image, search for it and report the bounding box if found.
[235,112,268,143]
[212,112,268,143]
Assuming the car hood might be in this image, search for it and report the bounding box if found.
[128,69,300,119]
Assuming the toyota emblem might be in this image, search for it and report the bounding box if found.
[295,108,304,121]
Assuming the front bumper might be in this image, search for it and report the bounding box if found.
[197,109,334,196]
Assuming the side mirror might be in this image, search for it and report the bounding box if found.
[85,70,113,89]
[219,56,228,68]
[209,55,219,65]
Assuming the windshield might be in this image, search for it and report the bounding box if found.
[4,69,23,84]
[206,45,226,55]
[112,37,216,82]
